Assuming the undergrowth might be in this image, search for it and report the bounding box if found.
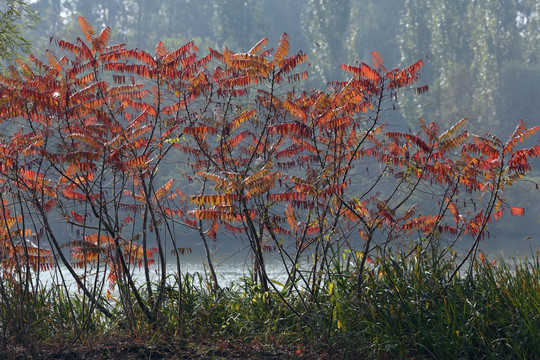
[1,247,538,359]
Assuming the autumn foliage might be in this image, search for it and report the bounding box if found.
[0,17,538,321]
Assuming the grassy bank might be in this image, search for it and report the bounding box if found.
[1,247,539,359]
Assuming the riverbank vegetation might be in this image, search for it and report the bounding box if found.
[1,247,539,359]
[0,18,539,359]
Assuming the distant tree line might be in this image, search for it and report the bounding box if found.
[23,0,539,136]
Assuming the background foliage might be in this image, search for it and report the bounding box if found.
[0,0,38,64]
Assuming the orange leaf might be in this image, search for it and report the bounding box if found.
[248,37,269,55]
[371,51,386,73]
[273,33,290,66]
[93,26,111,52]
[285,203,297,231]
[78,16,95,43]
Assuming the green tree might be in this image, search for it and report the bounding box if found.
[301,0,406,88]
[516,0,540,63]
[0,0,38,63]
[212,0,269,50]
[347,0,405,70]
[301,0,352,85]
[399,0,529,135]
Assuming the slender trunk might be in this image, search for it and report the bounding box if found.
[198,221,219,290]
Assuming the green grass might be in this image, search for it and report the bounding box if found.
[1,247,539,359]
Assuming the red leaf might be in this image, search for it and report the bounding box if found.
[510,207,524,216]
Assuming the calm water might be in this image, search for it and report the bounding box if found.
[21,235,540,295]
[34,257,292,293]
